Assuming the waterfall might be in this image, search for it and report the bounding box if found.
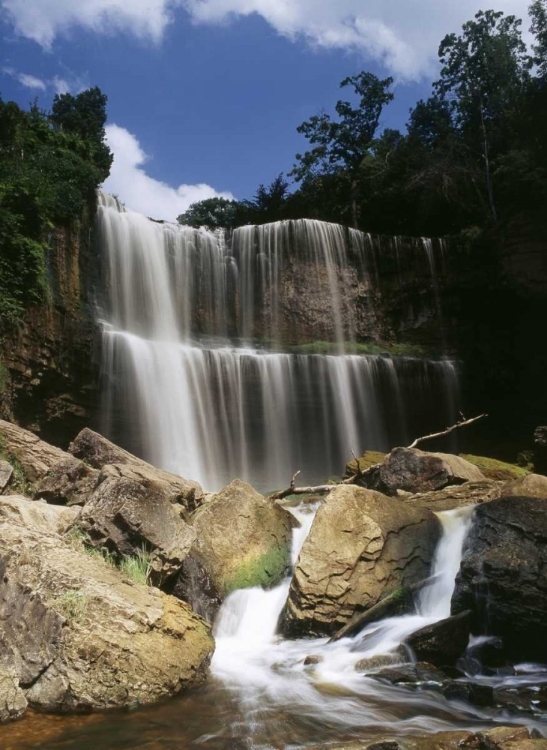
[211,503,476,734]
[97,192,460,491]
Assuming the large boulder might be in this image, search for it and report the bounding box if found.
[459,454,529,482]
[79,463,197,584]
[0,419,68,484]
[502,473,547,499]
[452,496,547,662]
[69,428,203,511]
[186,479,293,600]
[281,485,441,637]
[0,495,213,721]
[404,480,502,513]
[378,448,485,495]
[0,460,14,493]
[34,457,99,506]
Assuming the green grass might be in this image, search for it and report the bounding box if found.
[49,590,88,621]
[64,526,151,586]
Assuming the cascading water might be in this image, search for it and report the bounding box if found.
[97,192,461,491]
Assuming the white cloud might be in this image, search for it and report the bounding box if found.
[102,124,234,221]
[0,0,532,80]
[183,0,533,80]
[1,66,88,94]
[1,0,179,49]
[2,67,47,90]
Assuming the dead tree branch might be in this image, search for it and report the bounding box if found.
[270,413,488,502]
[407,413,488,449]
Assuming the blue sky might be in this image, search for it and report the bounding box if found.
[0,0,532,221]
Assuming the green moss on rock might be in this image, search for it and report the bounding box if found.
[459,454,529,481]
[345,450,387,477]
[223,544,289,595]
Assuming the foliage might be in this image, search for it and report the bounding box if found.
[119,546,151,586]
[49,590,88,621]
[0,89,112,330]
[64,527,151,586]
[177,197,240,230]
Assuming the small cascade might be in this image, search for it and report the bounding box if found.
[97,192,461,491]
[210,503,478,740]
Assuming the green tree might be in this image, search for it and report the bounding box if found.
[177,197,241,230]
[530,0,547,78]
[434,10,532,222]
[291,72,394,227]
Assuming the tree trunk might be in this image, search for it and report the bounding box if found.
[479,101,498,224]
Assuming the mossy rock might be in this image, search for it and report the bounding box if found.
[459,454,529,481]
[345,450,387,477]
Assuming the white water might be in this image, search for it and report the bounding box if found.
[97,193,460,492]
[210,505,478,735]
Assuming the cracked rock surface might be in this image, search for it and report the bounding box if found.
[281,485,441,637]
[0,495,214,722]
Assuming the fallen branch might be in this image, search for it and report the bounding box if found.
[269,413,488,502]
[407,413,488,450]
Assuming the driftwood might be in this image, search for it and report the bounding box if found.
[269,413,488,502]
[328,575,440,643]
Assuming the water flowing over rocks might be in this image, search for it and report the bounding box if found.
[451,495,547,662]
[185,479,293,599]
[0,495,213,721]
[281,485,441,637]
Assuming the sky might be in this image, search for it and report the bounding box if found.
[0,0,533,221]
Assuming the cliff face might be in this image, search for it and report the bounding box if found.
[0,204,102,448]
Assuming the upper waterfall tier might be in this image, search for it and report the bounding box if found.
[96,192,448,351]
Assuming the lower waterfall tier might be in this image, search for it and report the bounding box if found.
[101,329,460,491]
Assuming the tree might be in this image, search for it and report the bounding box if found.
[291,72,394,227]
[242,173,290,224]
[434,10,532,223]
[177,197,241,230]
[530,0,547,79]
[50,86,112,181]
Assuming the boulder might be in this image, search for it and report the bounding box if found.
[344,450,387,478]
[0,495,79,535]
[378,448,485,496]
[0,419,68,483]
[69,428,203,511]
[451,496,547,662]
[502,473,547,499]
[405,611,472,668]
[79,463,197,585]
[187,479,293,599]
[373,662,447,685]
[281,485,441,637]
[0,495,213,721]
[34,457,99,506]
[0,460,14,493]
[405,480,502,513]
[476,727,533,750]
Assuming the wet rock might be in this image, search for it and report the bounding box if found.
[169,556,223,623]
[0,460,14,493]
[405,611,472,668]
[442,679,494,707]
[304,655,323,666]
[69,428,203,511]
[79,463,197,585]
[0,419,68,483]
[405,480,502,512]
[374,662,448,685]
[281,485,441,637]
[354,652,407,673]
[451,496,547,662]
[304,732,479,750]
[0,495,213,721]
[34,457,99,506]
[502,474,547,499]
[378,448,485,495]
[494,684,547,715]
[189,479,293,598]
